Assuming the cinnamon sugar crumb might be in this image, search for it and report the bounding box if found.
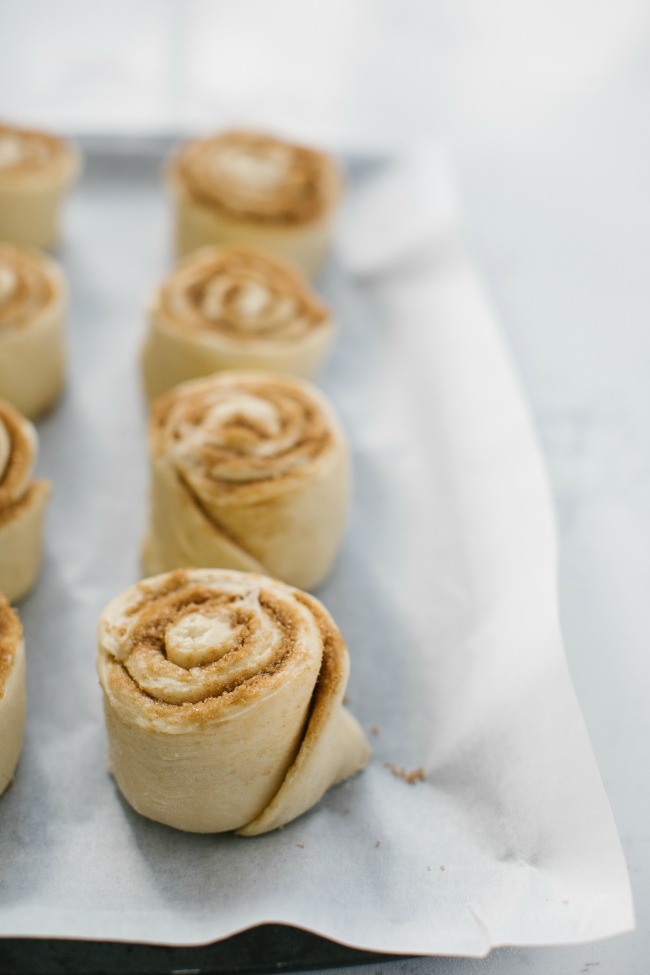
[370,725,380,737]
[385,762,425,785]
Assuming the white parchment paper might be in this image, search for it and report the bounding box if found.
[0,143,634,955]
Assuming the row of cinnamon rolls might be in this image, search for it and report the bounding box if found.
[0,240,336,418]
[0,123,371,833]
[0,122,340,272]
[1,122,341,413]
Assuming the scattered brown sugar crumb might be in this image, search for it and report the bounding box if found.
[370,725,380,737]
[296,843,304,849]
[385,762,425,784]
[440,865,445,872]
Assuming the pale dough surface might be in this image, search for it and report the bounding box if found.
[0,400,50,602]
[143,371,350,590]
[96,568,370,834]
[142,245,334,401]
[0,597,26,797]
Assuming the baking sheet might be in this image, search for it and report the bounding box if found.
[0,140,634,955]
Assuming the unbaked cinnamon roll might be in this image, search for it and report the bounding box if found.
[0,400,50,603]
[142,245,334,401]
[0,595,26,797]
[0,122,80,249]
[97,568,370,834]
[167,130,341,277]
[0,243,67,419]
[143,372,349,590]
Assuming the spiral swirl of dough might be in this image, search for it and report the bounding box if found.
[143,247,334,401]
[144,372,349,589]
[97,568,370,834]
[100,569,329,727]
[0,400,50,603]
[172,130,339,226]
[0,243,57,329]
[0,593,26,797]
[152,371,336,501]
[0,399,37,511]
[157,246,328,343]
[0,244,66,420]
[0,123,76,183]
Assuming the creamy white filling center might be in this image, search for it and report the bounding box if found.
[206,394,280,439]
[234,280,270,319]
[201,276,270,323]
[211,145,291,192]
[165,611,236,668]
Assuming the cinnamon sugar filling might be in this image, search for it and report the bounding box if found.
[172,131,338,226]
[158,246,327,342]
[104,576,319,723]
[0,244,56,328]
[151,376,334,497]
[0,123,74,179]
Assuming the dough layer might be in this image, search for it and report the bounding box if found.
[143,371,350,590]
[97,568,370,834]
[167,130,341,276]
[0,594,26,797]
[0,399,50,602]
[0,242,67,419]
[142,245,333,401]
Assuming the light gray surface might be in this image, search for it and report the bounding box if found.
[308,35,650,975]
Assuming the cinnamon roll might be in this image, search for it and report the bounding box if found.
[142,245,334,401]
[0,400,50,603]
[167,130,341,277]
[143,372,349,590]
[97,568,370,834]
[0,243,67,419]
[0,595,26,797]
[0,122,80,249]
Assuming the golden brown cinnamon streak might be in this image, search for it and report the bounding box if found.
[167,130,341,276]
[143,371,349,590]
[0,122,80,249]
[0,242,67,419]
[0,399,50,602]
[97,568,370,834]
[142,245,334,401]
[0,594,26,797]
